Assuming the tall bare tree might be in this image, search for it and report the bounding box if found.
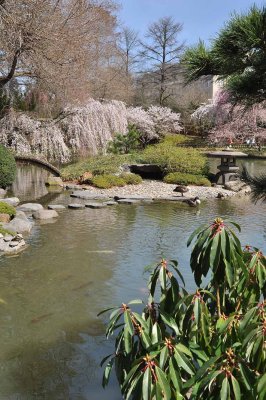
[139,16,184,105]
[0,0,118,110]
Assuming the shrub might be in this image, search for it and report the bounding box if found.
[91,174,126,189]
[162,134,191,146]
[107,125,141,154]
[100,218,266,399]
[164,172,211,186]
[0,145,16,188]
[138,141,208,175]
[120,173,142,185]
[0,202,16,217]
[61,154,135,181]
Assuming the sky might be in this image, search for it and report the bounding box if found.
[118,0,265,46]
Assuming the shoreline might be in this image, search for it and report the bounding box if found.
[64,180,243,200]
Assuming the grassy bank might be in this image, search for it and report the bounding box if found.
[60,135,211,188]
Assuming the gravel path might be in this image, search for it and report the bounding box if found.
[66,180,237,200]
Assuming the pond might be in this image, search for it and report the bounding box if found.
[0,162,265,399]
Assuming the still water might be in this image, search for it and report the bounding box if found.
[0,161,265,400]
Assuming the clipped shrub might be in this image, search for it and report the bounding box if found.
[138,141,208,175]
[91,174,126,189]
[164,172,211,186]
[0,145,16,188]
[120,173,142,185]
[0,201,16,217]
[61,154,135,181]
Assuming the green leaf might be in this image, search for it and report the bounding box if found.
[175,343,192,357]
[187,224,207,247]
[257,373,266,400]
[128,299,144,305]
[142,368,151,400]
[225,259,234,287]
[160,311,180,335]
[102,358,114,388]
[239,362,253,391]
[100,353,113,368]
[231,375,241,400]
[97,306,116,317]
[227,220,241,232]
[174,350,194,375]
[193,297,200,325]
[221,376,229,400]
[159,346,169,369]
[193,356,220,381]
[209,233,221,271]
[216,316,233,333]
[169,357,181,392]
[124,325,132,353]
[239,307,257,333]
[124,310,134,336]
[152,322,162,344]
[159,266,167,290]
[155,366,172,400]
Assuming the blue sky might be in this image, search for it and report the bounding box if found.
[118,0,265,46]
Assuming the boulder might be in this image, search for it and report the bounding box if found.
[0,188,7,198]
[17,203,43,213]
[32,210,59,220]
[1,197,20,206]
[3,216,33,233]
[0,213,11,223]
[45,177,64,187]
[48,204,66,210]
[16,211,29,221]
[78,171,93,184]
[224,180,249,192]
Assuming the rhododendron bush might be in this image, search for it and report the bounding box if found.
[0,101,182,162]
[191,91,266,144]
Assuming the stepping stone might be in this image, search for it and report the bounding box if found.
[114,195,152,201]
[117,199,140,204]
[48,205,66,210]
[85,203,106,209]
[68,203,85,209]
[71,190,109,200]
[33,210,58,220]
[105,201,117,206]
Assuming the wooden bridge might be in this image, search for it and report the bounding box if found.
[15,155,61,176]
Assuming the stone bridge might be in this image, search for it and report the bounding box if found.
[15,155,61,177]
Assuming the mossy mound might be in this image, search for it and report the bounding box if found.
[0,202,16,217]
[164,172,211,186]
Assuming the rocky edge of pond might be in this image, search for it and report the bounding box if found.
[0,178,251,256]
